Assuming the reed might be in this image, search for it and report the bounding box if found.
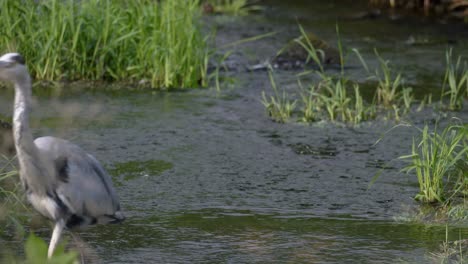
[317,75,351,122]
[204,0,262,15]
[399,123,468,204]
[315,75,375,124]
[441,49,467,111]
[352,84,376,124]
[294,25,325,73]
[261,70,297,123]
[374,50,407,108]
[298,81,319,122]
[0,0,208,89]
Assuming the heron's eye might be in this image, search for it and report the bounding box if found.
[10,54,25,65]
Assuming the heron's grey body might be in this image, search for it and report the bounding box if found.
[0,52,124,258]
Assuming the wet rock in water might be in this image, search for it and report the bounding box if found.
[202,2,214,14]
[448,1,468,18]
[272,32,341,70]
[347,9,382,20]
[0,119,15,156]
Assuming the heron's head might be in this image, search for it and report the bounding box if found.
[0,53,28,83]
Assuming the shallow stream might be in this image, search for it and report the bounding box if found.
[1,1,468,263]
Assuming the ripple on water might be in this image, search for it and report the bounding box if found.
[108,159,173,184]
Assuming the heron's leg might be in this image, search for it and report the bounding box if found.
[48,219,65,258]
[70,232,86,264]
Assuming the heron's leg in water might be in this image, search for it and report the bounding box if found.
[48,219,65,258]
[71,232,87,264]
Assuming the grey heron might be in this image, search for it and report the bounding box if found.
[0,52,124,258]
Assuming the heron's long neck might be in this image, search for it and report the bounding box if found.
[12,75,52,194]
[13,75,35,155]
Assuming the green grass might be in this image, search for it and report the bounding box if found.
[261,70,297,123]
[262,26,467,125]
[441,49,468,111]
[0,155,20,207]
[358,49,413,111]
[263,26,420,125]
[0,0,208,89]
[399,123,467,204]
[294,24,325,73]
[298,82,319,122]
[314,75,375,124]
[204,0,262,15]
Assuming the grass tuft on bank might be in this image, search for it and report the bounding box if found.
[0,0,208,89]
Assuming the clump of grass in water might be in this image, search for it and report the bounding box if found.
[399,123,467,204]
[0,0,208,89]
[356,49,414,113]
[441,48,468,111]
[261,70,297,123]
[203,0,262,15]
[317,75,375,124]
[298,81,319,122]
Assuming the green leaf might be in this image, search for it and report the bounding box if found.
[25,233,48,264]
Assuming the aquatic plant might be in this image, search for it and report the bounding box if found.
[374,51,408,109]
[296,72,376,124]
[293,25,326,72]
[317,75,351,122]
[399,123,468,204]
[315,75,375,124]
[352,84,376,124]
[0,0,208,89]
[441,49,468,111]
[261,70,297,123]
[298,82,320,122]
[203,0,262,15]
[369,0,468,19]
[354,48,414,116]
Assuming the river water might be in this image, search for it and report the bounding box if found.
[1,1,467,263]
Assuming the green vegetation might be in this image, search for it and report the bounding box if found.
[263,26,414,124]
[0,155,21,214]
[203,0,262,15]
[369,0,468,20]
[399,124,467,204]
[262,26,467,125]
[261,70,297,123]
[0,0,208,89]
[441,49,468,111]
[373,51,411,109]
[2,233,78,264]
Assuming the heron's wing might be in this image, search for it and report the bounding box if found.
[34,136,122,222]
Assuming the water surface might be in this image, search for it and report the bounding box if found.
[1,1,467,263]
